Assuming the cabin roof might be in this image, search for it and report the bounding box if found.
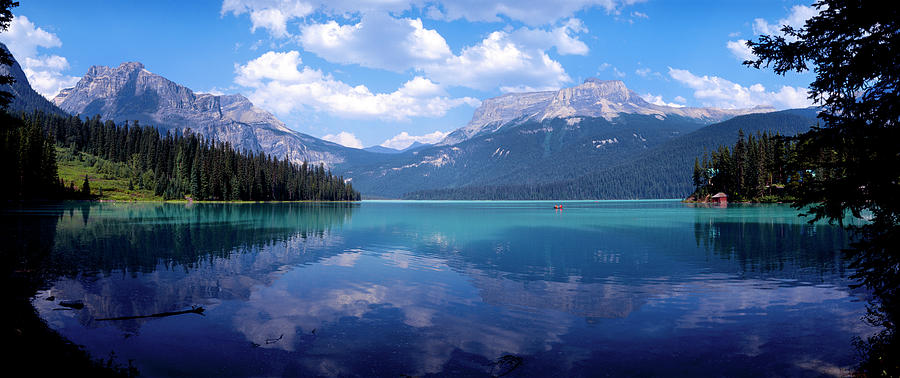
[711,192,728,198]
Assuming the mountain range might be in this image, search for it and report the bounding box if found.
[404,108,819,199]
[50,61,375,168]
[344,79,791,198]
[2,46,818,199]
[441,78,773,145]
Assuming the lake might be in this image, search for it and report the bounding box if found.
[9,200,875,376]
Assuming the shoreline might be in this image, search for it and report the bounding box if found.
[4,199,363,205]
[683,193,794,205]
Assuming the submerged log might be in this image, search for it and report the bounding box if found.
[58,300,84,309]
[96,306,205,321]
[265,334,284,344]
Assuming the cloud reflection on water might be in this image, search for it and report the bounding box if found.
[26,201,874,376]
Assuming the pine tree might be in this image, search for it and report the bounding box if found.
[80,175,91,197]
[0,0,19,109]
[691,156,700,186]
[747,2,900,371]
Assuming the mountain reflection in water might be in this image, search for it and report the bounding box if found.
[6,201,875,376]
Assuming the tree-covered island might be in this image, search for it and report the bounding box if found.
[686,129,807,203]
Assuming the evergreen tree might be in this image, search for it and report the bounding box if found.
[3,109,360,202]
[689,131,796,202]
[692,157,702,191]
[746,2,899,373]
[80,175,91,197]
[0,0,18,109]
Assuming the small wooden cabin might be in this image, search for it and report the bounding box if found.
[711,192,728,205]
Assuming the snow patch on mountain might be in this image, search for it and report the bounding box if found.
[441,78,775,145]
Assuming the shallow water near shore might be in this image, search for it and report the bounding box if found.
[10,200,874,376]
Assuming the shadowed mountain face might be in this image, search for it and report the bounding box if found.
[364,145,402,154]
[0,42,65,116]
[52,62,373,168]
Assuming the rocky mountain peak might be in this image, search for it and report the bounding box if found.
[118,61,145,71]
[56,61,156,107]
[583,77,619,85]
[83,61,144,79]
[441,78,775,145]
[51,62,352,167]
[578,79,637,101]
[549,78,644,108]
[580,78,628,92]
[84,65,109,78]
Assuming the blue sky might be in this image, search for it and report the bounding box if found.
[2,0,818,149]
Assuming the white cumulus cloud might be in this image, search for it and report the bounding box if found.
[223,0,644,32]
[668,67,812,109]
[380,130,449,150]
[299,12,451,72]
[0,15,79,98]
[298,14,581,91]
[726,39,755,61]
[641,93,684,108]
[322,131,364,148]
[224,2,591,93]
[423,30,572,92]
[434,0,646,25]
[726,5,820,64]
[234,51,479,121]
[221,0,314,37]
[509,18,590,56]
[752,5,819,38]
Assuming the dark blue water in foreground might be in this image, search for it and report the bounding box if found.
[16,200,874,376]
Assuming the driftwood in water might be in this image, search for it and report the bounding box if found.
[58,300,84,309]
[96,306,205,321]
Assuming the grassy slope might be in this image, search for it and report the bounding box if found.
[56,147,163,201]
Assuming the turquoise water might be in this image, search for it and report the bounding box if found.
[9,201,873,376]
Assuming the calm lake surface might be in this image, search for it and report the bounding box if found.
[11,200,875,376]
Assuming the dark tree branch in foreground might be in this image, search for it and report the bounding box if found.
[746,1,899,375]
[0,1,17,109]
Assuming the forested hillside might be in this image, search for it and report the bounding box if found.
[0,112,63,200]
[1,111,360,201]
[351,114,707,197]
[404,108,819,200]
